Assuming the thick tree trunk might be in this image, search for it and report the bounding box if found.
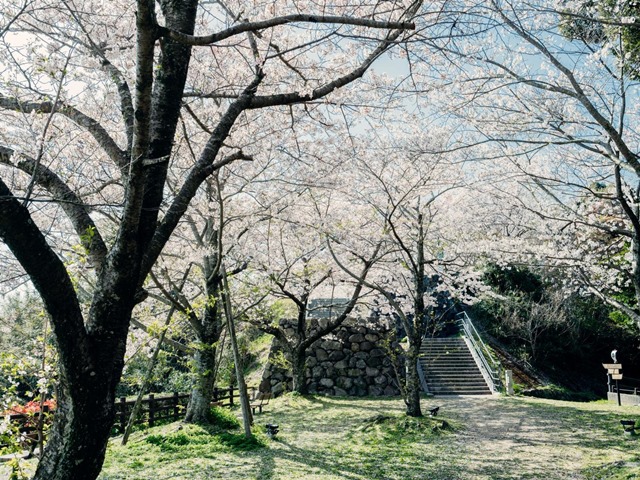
[33,367,121,479]
[404,343,422,417]
[184,344,217,423]
[290,349,308,394]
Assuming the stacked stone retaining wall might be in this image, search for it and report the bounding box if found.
[259,318,401,397]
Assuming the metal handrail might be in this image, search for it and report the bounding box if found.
[458,311,502,392]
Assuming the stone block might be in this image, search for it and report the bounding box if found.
[384,385,398,396]
[335,360,348,369]
[337,377,353,389]
[319,377,334,388]
[337,330,351,341]
[360,341,374,352]
[366,366,380,377]
[351,343,360,352]
[348,368,362,377]
[353,377,367,388]
[272,383,285,396]
[374,375,388,386]
[368,386,384,396]
[370,348,386,358]
[328,350,345,361]
[348,333,365,343]
[316,348,329,361]
[356,359,366,369]
[333,387,348,396]
[322,340,342,351]
[366,356,383,368]
[365,333,379,342]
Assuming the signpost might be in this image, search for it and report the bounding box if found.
[603,363,623,406]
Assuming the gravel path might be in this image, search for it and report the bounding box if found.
[432,395,638,479]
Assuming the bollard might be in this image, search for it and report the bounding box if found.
[505,370,514,396]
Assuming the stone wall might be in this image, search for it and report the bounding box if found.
[259,318,401,397]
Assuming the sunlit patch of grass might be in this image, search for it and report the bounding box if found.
[100,421,267,478]
[582,459,640,479]
[97,395,640,480]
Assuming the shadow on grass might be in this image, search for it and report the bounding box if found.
[440,396,640,478]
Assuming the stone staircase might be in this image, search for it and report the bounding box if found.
[420,337,492,395]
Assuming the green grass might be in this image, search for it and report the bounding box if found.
[95,394,640,479]
[5,394,639,480]
[98,395,457,480]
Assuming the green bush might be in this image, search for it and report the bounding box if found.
[207,405,240,429]
[520,385,599,402]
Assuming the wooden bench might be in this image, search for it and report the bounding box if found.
[250,392,271,415]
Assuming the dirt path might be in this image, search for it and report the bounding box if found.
[434,395,638,479]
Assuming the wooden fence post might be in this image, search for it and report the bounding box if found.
[148,394,155,427]
[119,397,127,433]
[213,387,219,403]
[173,392,180,420]
[229,386,234,407]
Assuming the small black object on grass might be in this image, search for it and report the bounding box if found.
[431,420,449,433]
[620,420,636,435]
[265,423,279,438]
[429,407,440,417]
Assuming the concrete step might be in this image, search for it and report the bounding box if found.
[429,379,488,388]
[425,372,488,378]
[421,336,492,396]
[429,387,491,395]
[424,363,480,369]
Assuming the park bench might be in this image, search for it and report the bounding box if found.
[250,392,271,415]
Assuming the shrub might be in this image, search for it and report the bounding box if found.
[207,405,240,429]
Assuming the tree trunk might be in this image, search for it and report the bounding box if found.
[404,343,422,417]
[221,264,252,436]
[184,343,217,423]
[33,370,120,479]
[290,348,308,394]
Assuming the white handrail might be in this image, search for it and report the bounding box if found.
[458,312,502,392]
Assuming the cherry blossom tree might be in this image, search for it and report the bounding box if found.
[0,0,421,478]
[407,0,640,327]
[245,205,380,394]
[328,132,483,416]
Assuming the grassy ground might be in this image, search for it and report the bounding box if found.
[3,394,640,479]
[97,394,640,480]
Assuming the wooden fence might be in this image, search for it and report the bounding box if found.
[0,408,52,449]
[2,386,238,446]
[113,386,237,433]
